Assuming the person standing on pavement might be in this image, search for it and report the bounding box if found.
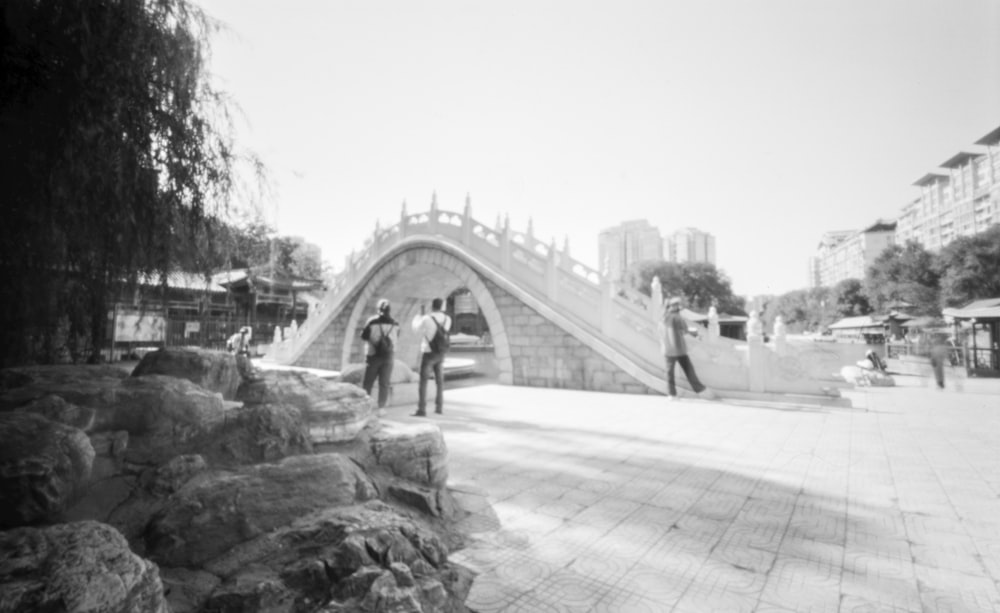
[410,297,451,416]
[360,298,399,408]
[650,277,715,401]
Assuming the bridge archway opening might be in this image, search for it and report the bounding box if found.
[341,248,511,383]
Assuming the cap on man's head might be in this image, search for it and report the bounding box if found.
[668,297,682,308]
[377,298,391,313]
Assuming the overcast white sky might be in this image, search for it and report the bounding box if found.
[199,0,999,297]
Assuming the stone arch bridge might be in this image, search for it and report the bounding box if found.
[267,196,859,405]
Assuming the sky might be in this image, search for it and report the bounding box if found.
[198,0,1000,297]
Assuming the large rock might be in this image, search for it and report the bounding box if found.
[0,412,95,528]
[0,364,127,411]
[199,501,473,613]
[370,421,449,488]
[0,520,169,612]
[206,403,313,466]
[145,453,379,567]
[131,347,242,400]
[237,370,375,444]
[13,394,97,432]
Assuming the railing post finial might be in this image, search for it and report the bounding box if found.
[563,234,570,256]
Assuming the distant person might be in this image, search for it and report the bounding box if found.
[410,298,452,416]
[360,298,399,409]
[929,333,949,389]
[659,296,714,401]
[227,326,251,356]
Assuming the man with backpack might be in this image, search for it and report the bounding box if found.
[410,297,451,416]
[361,298,399,409]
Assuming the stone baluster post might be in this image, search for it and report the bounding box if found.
[462,194,473,245]
[373,219,381,254]
[500,214,511,271]
[601,257,615,335]
[773,315,787,355]
[707,305,720,342]
[747,309,766,392]
[429,192,439,233]
[546,238,558,301]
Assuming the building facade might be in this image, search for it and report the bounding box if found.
[896,125,1000,251]
[598,219,663,279]
[813,221,896,288]
[665,227,716,265]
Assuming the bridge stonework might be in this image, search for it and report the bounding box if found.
[483,277,655,394]
[288,244,655,394]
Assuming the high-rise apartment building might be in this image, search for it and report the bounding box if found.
[598,220,663,279]
[665,228,716,265]
[813,222,896,288]
[896,125,1000,251]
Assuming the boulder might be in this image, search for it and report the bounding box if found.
[102,375,231,464]
[237,370,375,444]
[160,567,221,613]
[200,502,473,613]
[131,347,242,400]
[145,453,379,567]
[0,520,169,613]
[13,394,97,432]
[0,412,95,528]
[206,403,313,466]
[0,364,127,411]
[371,420,449,487]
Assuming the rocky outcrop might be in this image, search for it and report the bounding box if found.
[205,403,313,466]
[145,453,379,567]
[237,370,375,444]
[0,412,95,528]
[197,501,473,613]
[132,347,242,400]
[0,357,476,612]
[0,521,169,613]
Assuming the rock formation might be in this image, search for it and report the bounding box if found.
[0,350,476,612]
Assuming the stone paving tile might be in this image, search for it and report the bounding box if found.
[439,382,1000,612]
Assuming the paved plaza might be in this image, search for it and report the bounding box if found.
[388,375,1000,612]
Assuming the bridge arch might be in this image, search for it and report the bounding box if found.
[341,243,514,383]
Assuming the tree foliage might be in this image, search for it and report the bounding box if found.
[831,278,872,318]
[625,260,746,315]
[935,223,1000,308]
[863,241,941,315]
[1,0,245,365]
[767,287,836,333]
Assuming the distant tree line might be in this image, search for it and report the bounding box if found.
[764,224,1000,333]
[624,260,747,316]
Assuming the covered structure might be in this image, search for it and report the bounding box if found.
[942,298,1000,377]
[213,267,324,345]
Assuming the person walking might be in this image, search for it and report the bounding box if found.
[658,295,714,401]
[360,299,399,408]
[410,297,451,416]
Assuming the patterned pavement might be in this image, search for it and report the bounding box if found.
[388,374,1000,612]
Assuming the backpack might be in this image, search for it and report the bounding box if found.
[371,324,394,357]
[428,316,450,354]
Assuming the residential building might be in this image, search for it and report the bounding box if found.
[598,219,663,279]
[814,221,896,287]
[665,227,716,265]
[896,125,1000,250]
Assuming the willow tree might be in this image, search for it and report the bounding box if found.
[1,0,244,366]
